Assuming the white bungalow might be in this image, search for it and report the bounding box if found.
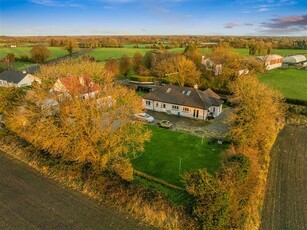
[0,70,41,88]
[143,85,223,120]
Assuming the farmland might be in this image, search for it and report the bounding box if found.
[132,126,225,186]
[261,125,307,230]
[259,69,307,101]
[235,48,307,56]
[0,47,70,61]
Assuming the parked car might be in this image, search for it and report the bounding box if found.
[134,113,155,123]
[158,120,172,129]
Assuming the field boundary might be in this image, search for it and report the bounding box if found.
[134,169,185,191]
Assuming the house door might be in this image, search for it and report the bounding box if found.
[193,109,199,118]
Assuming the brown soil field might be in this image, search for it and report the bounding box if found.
[0,151,155,230]
[261,125,307,230]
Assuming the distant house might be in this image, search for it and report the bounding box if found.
[256,54,283,71]
[0,70,41,88]
[53,75,100,99]
[201,56,222,76]
[143,85,223,120]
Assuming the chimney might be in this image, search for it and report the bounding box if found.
[201,55,205,62]
[194,84,198,89]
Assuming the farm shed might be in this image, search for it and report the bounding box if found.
[283,55,306,64]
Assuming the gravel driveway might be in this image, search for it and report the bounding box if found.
[146,108,231,138]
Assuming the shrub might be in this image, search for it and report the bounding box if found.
[225,154,251,181]
[129,75,156,82]
[184,169,231,229]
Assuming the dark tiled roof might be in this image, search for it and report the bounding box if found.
[0,70,27,84]
[26,65,40,74]
[143,85,223,109]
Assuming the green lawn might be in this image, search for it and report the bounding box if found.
[0,47,70,61]
[0,46,72,69]
[259,69,307,101]
[88,47,153,61]
[235,48,307,57]
[132,126,225,186]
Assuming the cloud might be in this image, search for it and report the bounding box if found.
[258,7,269,11]
[224,21,255,29]
[259,14,307,34]
[241,0,299,14]
[29,0,83,8]
[224,23,240,28]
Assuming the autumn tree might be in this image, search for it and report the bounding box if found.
[2,53,15,68]
[119,54,131,77]
[132,52,143,70]
[152,54,201,86]
[183,43,203,66]
[184,169,231,229]
[4,60,150,181]
[143,51,154,69]
[229,75,285,157]
[105,58,119,78]
[30,45,51,63]
[65,38,78,56]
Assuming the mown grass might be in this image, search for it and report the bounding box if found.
[235,48,307,56]
[259,69,307,101]
[132,126,226,186]
[88,47,152,61]
[0,47,70,61]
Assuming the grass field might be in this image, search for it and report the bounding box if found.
[0,47,70,61]
[132,126,225,186]
[235,48,307,56]
[88,47,153,61]
[259,69,307,101]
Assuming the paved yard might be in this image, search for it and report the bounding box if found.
[0,151,155,230]
[146,108,231,138]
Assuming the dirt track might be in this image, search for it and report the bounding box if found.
[261,125,307,230]
[0,152,154,230]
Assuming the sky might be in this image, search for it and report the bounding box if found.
[0,0,306,36]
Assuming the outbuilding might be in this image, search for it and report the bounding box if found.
[257,54,283,71]
[283,55,306,64]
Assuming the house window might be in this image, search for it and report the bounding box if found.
[146,100,151,106]
[183,107,189,112]
[172,105,179,110]
[156,102,159,107]
[161,103,166,108]
[213,107,215,112]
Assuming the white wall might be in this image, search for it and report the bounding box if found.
[208,104,222,117]
[17,74,40,87]
[143,99,208,120]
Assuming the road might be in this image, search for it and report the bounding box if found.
[0,152,155,230]
[261,125,307,230]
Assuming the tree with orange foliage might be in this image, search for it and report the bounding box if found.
[4,60,150,181]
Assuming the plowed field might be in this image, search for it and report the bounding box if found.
[261,125,307,230]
